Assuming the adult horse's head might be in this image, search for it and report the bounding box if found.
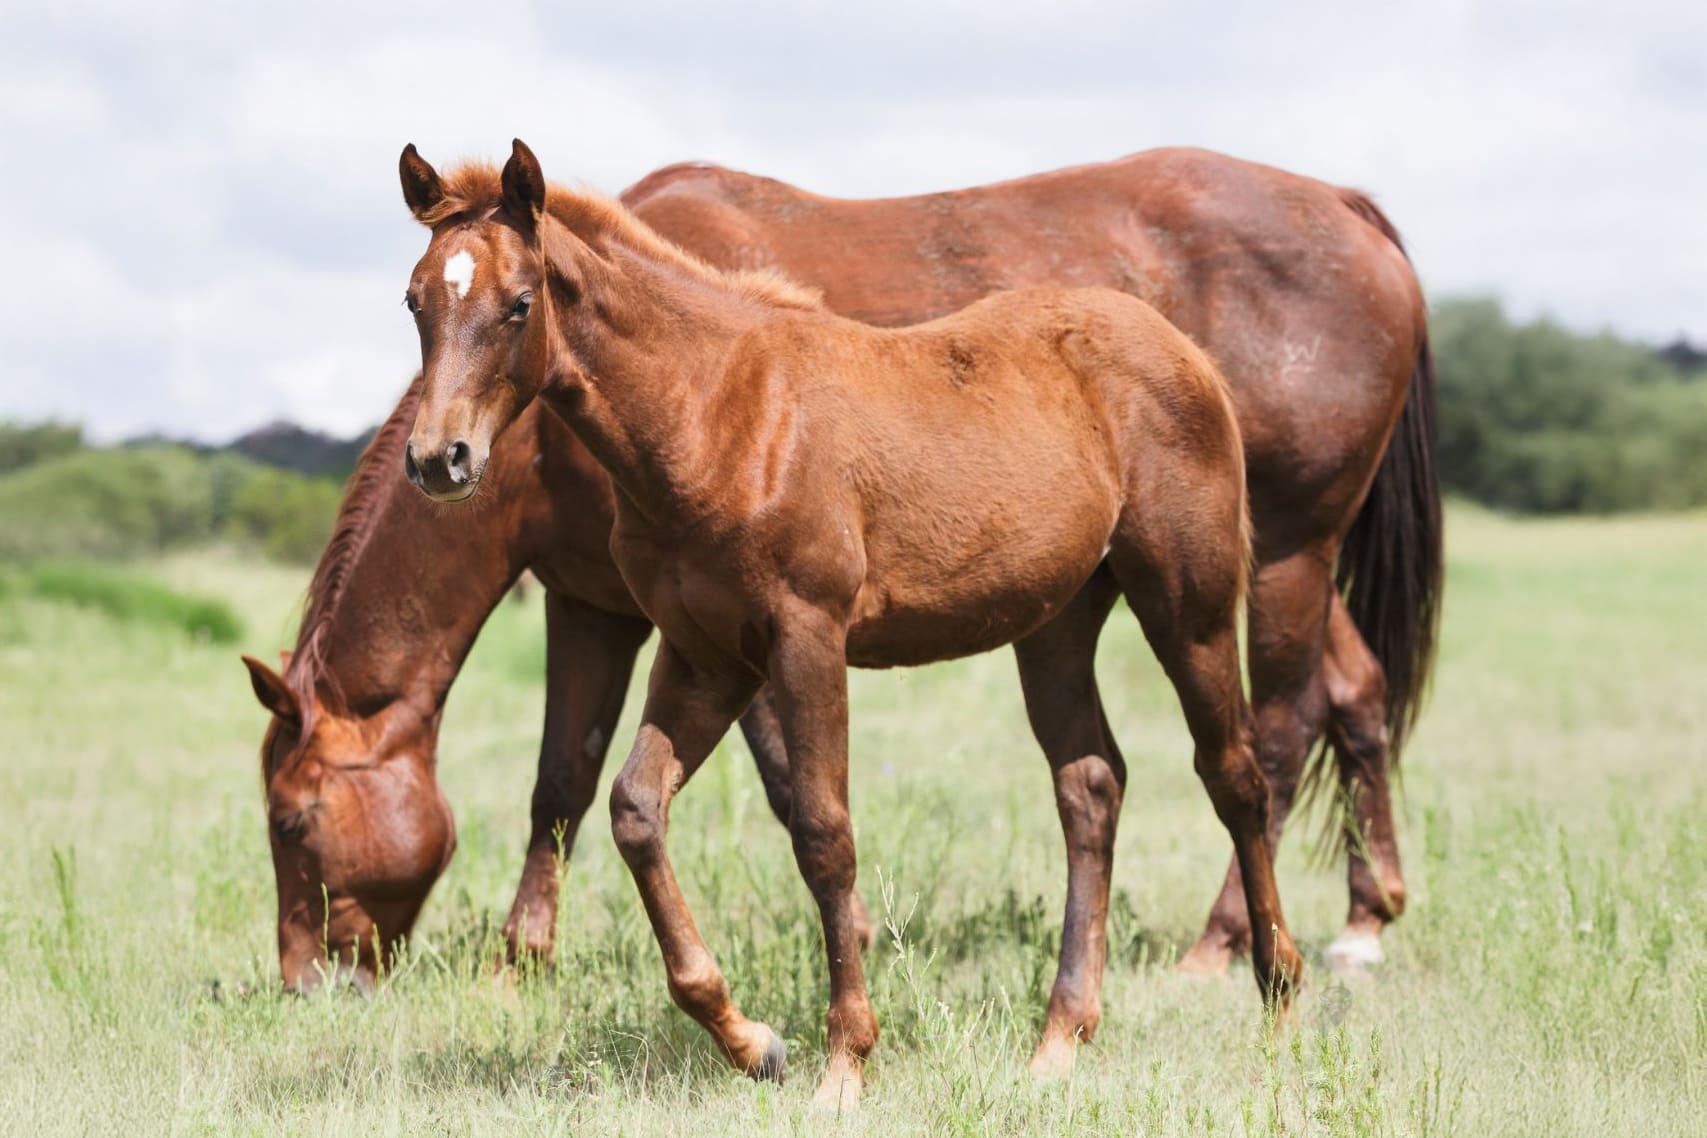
[242,653,456,992]
[398,139,553,502]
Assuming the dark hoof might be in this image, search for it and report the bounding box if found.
[753,1030,788,1084]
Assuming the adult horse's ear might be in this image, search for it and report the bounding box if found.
[400,143,446,222]
[242,654,300,725]
[502,138,546,227]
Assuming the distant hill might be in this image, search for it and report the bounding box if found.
[1655,338,1707,377]
[120,420,377,482]
[225,420,376,481]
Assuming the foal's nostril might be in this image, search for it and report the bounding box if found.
[446,440,472,485]
[403,442,423,487]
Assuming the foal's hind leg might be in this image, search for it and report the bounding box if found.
[1112,538,1303,1011]
[737,686,876,951]
[1178,551,1332,977]
[1013,570,1125,1079]
[504,594,652,964]
[1322,595,1407,973]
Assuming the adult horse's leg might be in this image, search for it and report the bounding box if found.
[735,686,796,825]
[1013,571,1125,1079]
[768,604,875,1112]
[608,644,781,1077]
[504,594,653,962]
[737,687,876,951]
[1121,541,1305,1008]
[1178,551,1333,977]
[1322,595,1407,972]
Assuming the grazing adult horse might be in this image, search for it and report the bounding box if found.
[241,390,864,989]
[396,140,1299,1106]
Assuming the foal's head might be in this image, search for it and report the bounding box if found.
[242,654,455,991]
[397,140,555,502]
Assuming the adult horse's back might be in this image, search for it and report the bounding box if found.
[623,148,1440,970]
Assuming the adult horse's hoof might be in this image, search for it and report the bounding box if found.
[1176,937,1236,978]
[1027,1034,1078,1081]
[1325,930,1385,976]
[751,1028,788,1084]
[851,892,877,954]
[811,1056,862,1113]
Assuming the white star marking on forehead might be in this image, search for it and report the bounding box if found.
[443,250,475,300]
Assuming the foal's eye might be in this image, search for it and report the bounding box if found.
[403,293,421,315]
[507,293,532,322]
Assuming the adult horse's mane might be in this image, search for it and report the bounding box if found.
[418,161,822,312]
[282,375,424,731]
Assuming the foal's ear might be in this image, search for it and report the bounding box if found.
[242,654,301,726]
[502,138,546,226]
[399,143,446,222]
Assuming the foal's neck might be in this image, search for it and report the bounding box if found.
[539,229,780,525]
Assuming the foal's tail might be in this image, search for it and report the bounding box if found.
[1328,191,1444,770]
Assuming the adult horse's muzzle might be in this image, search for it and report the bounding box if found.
[404,435,485,502]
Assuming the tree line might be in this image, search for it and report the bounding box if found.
[1432,298,1707,513]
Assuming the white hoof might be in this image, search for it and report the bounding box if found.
[1325,930,1385,975]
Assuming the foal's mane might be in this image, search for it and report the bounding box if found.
[418,161,822,312]
[282,376,423,730]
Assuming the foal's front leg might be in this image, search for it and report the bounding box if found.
[769,605,875,1112]
[737,687,879,952]
[607,643,784,1077]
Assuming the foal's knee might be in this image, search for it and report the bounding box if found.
[1053,754,1125,849]
[609,771,664,869]
[789,806,857,895]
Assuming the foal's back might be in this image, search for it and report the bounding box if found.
[733,286,1242,666]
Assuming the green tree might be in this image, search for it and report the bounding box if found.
[1432,298,1707,513]
[0,421,83,474]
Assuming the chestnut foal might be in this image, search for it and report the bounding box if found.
[397,140,1301,1106]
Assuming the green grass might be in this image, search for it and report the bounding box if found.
[0,561,242,644]
[0,508,1703,1135]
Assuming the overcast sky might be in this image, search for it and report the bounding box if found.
[3,0,1702,441]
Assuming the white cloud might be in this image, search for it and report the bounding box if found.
[0,0,1702,440]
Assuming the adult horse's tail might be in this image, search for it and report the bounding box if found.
[1331,190,1443,768]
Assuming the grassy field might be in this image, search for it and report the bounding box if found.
[0,504,1703,1135]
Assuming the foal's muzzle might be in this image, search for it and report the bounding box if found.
[404,437,479,501]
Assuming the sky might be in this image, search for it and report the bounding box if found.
[2,0,1703,442]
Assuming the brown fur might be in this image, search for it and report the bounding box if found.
[412,161,822,312]
[280,383,424,740]
[623,150,1432,974]
[245,142,1435,995]
[399,140,1300,1101]
[243,381,842,989]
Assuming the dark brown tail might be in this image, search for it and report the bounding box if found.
[1331,189,1443,767]
[1337,335,1442,765]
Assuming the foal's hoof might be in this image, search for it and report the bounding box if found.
[1325,930,1386,976]
[751,1028,788,1084]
